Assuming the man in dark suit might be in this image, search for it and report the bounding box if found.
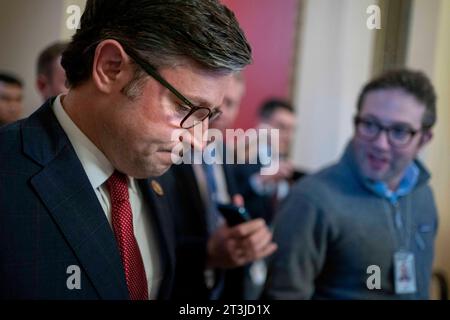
[232,99,304,299]
[167,74,277,300]
[235,99,304,226]
[36,41,69,102]
[0,0,252,300]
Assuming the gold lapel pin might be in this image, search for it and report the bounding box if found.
[151,180,164,196]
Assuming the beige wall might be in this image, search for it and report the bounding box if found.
[292,0,377,172]
[407,0,450,284]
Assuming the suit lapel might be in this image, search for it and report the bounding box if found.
[138,178,175,299]
[23,102,129,300]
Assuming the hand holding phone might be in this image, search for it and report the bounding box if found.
[217,203,251,227]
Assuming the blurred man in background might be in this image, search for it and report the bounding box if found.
[236,99,303,225]
[36,41,69,101]
[265,69,438,300]
[168,73,277,300]
[233,98,303,299]
[0,72,23,126]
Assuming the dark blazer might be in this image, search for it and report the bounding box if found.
[163,164,210,300]
[165,162,248,300]
[0,100,175,299]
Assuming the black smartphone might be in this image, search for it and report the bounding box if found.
[217,203,251,227]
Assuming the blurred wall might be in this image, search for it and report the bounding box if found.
[407,0,450,289]
[222,0,300,130]
[291,0,377,172]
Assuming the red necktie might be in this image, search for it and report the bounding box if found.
[107,171,148,300]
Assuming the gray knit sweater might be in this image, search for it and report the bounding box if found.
[264,143,438,299]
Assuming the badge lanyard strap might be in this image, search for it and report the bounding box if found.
[385,197,412,251]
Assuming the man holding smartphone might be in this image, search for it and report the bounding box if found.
[167,73,277,300]
[0,0,253,300]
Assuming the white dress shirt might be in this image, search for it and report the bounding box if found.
[52,95,161,299]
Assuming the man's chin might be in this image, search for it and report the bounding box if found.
[144,163,172,178]
[156,164,172,176]
[129,162,171,179]
[363,170,389,183]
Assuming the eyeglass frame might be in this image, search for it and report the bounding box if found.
[123,47,222,129]
[353,115,423,147]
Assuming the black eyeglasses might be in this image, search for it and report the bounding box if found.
[354,116,422,147]
[124,48,222,129]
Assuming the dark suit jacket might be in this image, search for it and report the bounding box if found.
[0,100,175,299]
[163,164,210,300]
[165,163,244,300]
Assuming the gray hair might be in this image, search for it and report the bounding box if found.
[62,0,252,90]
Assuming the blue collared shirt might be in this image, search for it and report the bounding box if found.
[364,162,419,205]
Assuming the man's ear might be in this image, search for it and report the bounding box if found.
[91,40,133,94]
[419,130,433,148]
[36,74,47,96]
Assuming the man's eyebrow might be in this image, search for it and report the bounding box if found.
[390,121,416,128]
[363,114,416,128]
[174,93,217,109]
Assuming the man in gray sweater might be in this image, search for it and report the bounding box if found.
[264,69,438,299]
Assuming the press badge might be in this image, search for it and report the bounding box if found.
[394,251,417,294]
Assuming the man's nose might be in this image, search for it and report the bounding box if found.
[372,130,390,150]
[188,119,209,151]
